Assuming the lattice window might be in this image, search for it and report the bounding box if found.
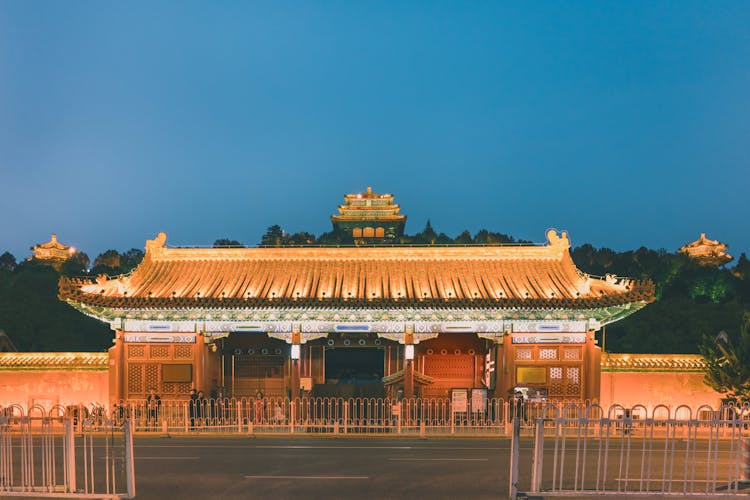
[150,345,170,359]
[516,348,533,360]
[550,367,563,379]
[128,345,145,359]
[145,363,159,392]
[566,367,581,397]
[128,364,143,393]
[539,348,558,360]
[174,345,193,359]
[174,382,191,393]
[563,347,581,360]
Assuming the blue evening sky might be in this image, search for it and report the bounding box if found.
[1,2,748,261]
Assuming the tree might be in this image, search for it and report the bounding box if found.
[260,225,284,247]
[733,253,750,280]
[412,220,439,244]
[60,252,90,277]
[0,252,16,272]
[700,313,750,403]
[93,250,121,269]
[120,249,145,272]
[454,230,473,245]
[213,239,244,248]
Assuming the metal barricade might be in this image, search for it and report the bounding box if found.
[516,403,750,498]
[0,413,135,498]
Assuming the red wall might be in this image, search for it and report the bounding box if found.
[599,371,722,413]
[0,370,109,412]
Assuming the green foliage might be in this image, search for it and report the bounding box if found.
[0,261,110,351]
[60,252,90,277]
[699,313,750,402]
[0,252,16,272]
[260,225,284,246]
[90,248,145,276]
[213,239,244,248]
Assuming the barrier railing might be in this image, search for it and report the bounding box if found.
[1,398,733,438]
[0,413,134,498]
[514,403,750,498]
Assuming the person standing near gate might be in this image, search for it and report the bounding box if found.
[189,388,198,429]
[146,388,161,429]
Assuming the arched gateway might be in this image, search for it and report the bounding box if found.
[59,229,653,404]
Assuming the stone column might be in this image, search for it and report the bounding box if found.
[194,332,206,391]
[108,330,125,404]
[290,331,301,400]
[403,331,414,398]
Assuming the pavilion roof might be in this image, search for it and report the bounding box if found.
[0,352,108,370]
[59,230,654,311]
[601,353,706,372]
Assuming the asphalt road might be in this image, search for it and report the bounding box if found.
[131,435,513,500]
[5,434,742,500]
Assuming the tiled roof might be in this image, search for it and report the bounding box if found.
[59,230,654,310]
[602,353,706,372]
[0,352,109,370]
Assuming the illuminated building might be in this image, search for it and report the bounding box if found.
[60,225,653,403]
[331,186,406,243]
[679,233,733,267]
[31,234,76,269]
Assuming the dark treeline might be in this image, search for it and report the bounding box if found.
[0,226,748,354]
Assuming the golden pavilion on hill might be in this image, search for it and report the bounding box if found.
[679,233,733,267]
[60,224,653,404]
[30,234,76,269]
[331,186,406,242]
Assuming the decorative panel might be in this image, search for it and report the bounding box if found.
[174,345,193,359]
[566,367,581,397]
[128,345,145,359]
[539,348,558,360]
[549,367,564,396]
[128,363,143,393]
[150,345,170,359]
[563,347,581,360]
[515,348,533,360]
[145,363,159,392]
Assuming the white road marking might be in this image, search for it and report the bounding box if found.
[136,456,200,460]
[245,475,369,480]
[388,457,488,461]
[255,445,412,450]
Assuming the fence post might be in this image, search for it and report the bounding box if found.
[64,417,76,493]
[124,420,136,498]
[184,402,189,433]
[344,402,349,435]
[420,421,426,439]
[509,416,520,500]
[290,400,295,434]
[160,418,169,438]
[531,418,545,493]
[237,401,243,433]
[504,400,511,436]
[741,435,750,483]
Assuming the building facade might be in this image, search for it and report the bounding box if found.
[330,186,406,243]
[59,229,653,403]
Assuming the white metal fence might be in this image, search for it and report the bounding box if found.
[0,410,134,498]
[2,397,594,435]
[2,398,729,436]
[513,403,750,498]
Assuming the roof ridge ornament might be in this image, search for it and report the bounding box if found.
[546,229,569,248]
[145,232,168,257]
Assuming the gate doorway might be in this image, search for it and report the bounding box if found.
[316,347,385,398]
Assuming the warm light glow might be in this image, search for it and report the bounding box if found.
[290,344,301,360]
[405,344,414,360]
